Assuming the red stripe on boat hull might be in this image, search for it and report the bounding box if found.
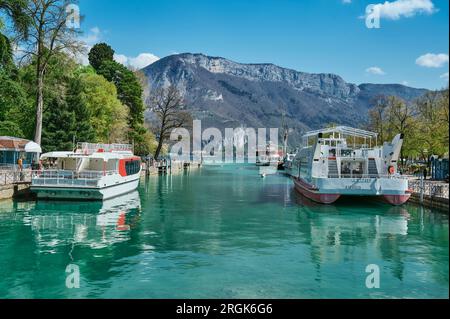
[382,194,411,206]
[292,177,411,206]
[292,177,341,204]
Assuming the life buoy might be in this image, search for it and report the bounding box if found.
[388,166,395,175]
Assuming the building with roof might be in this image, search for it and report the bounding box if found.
[0,136,42,170]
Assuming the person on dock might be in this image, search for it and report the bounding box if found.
[17,157,24,181]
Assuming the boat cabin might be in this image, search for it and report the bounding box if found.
[297,126,401,180]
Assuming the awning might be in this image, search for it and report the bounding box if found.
[24,141,42,153]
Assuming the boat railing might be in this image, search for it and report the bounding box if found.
[76,142,133,154]
[31,170,116,187]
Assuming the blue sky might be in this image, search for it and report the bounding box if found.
[79,0,449,89]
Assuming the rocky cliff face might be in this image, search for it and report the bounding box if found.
[142,53,427,145]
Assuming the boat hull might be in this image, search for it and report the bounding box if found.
[31,177,140,201]
[292,176,411,205]
[292,177,341,204]
[383,194,412,206]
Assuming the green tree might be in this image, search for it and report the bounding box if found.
[88,42,114,71]
[95,60,148,155]
[66,75,96,144]
[415,90,449,158]
[41,97,77,152]
[0,33,16,77]
[78,72,129,143]
[0,70,31,138]
[0,120,24,136]
[0,0,30,38]
[18,51,79,140]
[367,96,419,166]
[438,88,449,149]
[16,0,83,145]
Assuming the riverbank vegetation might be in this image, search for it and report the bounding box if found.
[1,1,448,162]
[367,89,449,166]
[0,0,158,156]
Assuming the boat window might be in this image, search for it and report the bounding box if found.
[341,149,352,157]
[329,149,336,157]
[125,160,141,175]
[341,161,363,178]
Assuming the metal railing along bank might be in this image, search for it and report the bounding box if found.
[1,170,33,185]
[329,174,408,179]
[409,180,449,199]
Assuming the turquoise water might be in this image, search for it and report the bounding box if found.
[0,165,448,299]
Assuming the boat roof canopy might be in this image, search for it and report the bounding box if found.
[303,126,378,139]
[40,152,73,159]
[40,151,135,160]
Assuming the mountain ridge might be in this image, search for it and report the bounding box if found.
[142,53,427,145]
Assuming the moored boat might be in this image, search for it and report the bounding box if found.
[291,126,412,205]
[30,143,141,200]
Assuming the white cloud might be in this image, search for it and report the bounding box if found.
[440,72,449,81]
[416,53,449,68]
[78,27,104,65]
[366,66,386,75]
[342,0,352,4]
[113,54,128,65]
[81,27,102,46]
[114,53,160,69]
[76,27,159,69]
[402,81,409,86]
[366,0,436,20]
[129,53,160,69]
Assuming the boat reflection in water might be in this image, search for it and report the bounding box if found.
[24,191,142,250]
[291,190,418,282]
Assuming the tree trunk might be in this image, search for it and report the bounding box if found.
[154,140,163,160]
[154,115,166,159]
[34,67,44,146]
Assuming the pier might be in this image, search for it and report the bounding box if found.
[142,159,202,176]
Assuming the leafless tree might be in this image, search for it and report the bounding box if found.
[17,0,84,145]
[367,95,389,143]
[148,85,192,159]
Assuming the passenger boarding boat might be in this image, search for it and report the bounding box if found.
[31,143,141,200]
[291,126,411,205]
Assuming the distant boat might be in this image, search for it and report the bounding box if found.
[291,126,412,205]
[256,143,282,167]
[281,153,296,176]
[31,143,141,200]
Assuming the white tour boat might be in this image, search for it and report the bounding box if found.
[291,126,412,205]
[31,143,141,200]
